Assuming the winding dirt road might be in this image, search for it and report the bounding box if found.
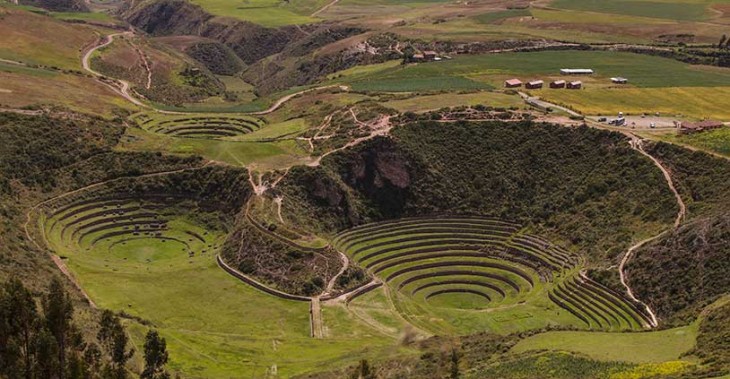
[82,32,346,116]
[82,32,148,108]
[616,138,687,327]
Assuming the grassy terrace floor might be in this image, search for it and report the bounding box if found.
[336,217,650,336]
[39,193,401,378]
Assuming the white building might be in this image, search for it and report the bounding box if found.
[560,69,594,75]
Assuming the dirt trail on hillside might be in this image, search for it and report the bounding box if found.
[522,96,688,328]
[82,32,346,116]
[311,0,340,17]
[325,252,350,295]
[615,138,686,328]
[82,32,149,108]
[307,114,392,167]
[250,85,345,115]
[130,40,153,89]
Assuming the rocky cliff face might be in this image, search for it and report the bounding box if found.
[121,0,306,64]
[121,0,385,95]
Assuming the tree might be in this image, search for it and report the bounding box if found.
[98,310,133,379]
[141,330,169,379]
[44,277,75,379]
[352,359,375,379]
[35,328,60,379]
[0,278,40,379]
[450,348,460,379]
[719,34,727,49]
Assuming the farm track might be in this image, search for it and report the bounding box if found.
[82,31,148,108]
[614,137,685,328]
[311,0,339,17]
[81,30,346,116]
[130,41,153,90]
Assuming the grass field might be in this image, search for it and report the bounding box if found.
[512,325,698,364]
[0,63,132,116]
[344,51,730,94]
[332,50,730,119]
[40,197,401,378]
[541,87,730,120]
[656,127,730,157]
[187,0,329,27]
[0,6,99,70]
[549,0,715,21]
[120,127,310,170]
[381,91,523,112]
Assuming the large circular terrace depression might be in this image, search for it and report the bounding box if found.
[334,216,653,333]
[132,112,265,139]
[40,189,223,276]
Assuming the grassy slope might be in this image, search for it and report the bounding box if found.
[188,0,329,27]
[511,327,697,364]
[119,127,309,170]
[43,207,400,378]
[658,128,730,157]
[381,91,523,113]
[0,63,131,117]
[549,0,715,21]
[0,6,97,70]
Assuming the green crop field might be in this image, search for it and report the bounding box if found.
[343,51,730,94]
[541,86,730,120]
[381,91,524,112]
[549,0,716,21]
[474,9,532,24]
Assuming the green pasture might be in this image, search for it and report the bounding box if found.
[512,326,698,364]
[119,127,310,169]
[40,202,400,378]
[352,51,730,91]
[188,0,330,27]
[474,8,532,24]
[541,87,730,120]
[396,15,656,44]
[549,0,717,21]
[381,91,523,112]
[343,51,730,94]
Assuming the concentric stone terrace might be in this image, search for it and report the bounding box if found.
[334,216,652,330]
[549,274,653,329]
[42,190,219,257]
[133,113,264,139]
